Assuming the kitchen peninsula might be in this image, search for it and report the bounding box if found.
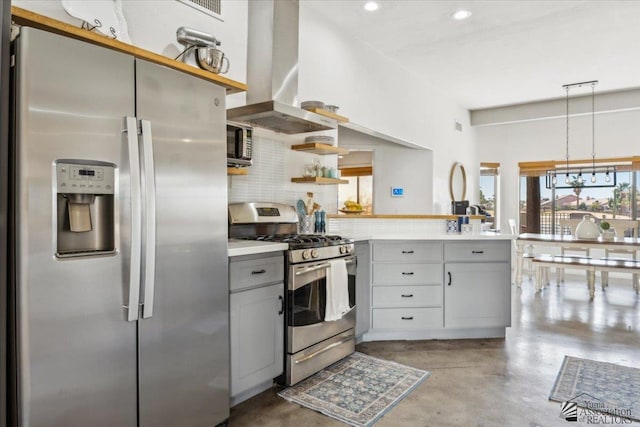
[325,214,514,342]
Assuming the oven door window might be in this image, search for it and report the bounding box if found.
[288,260,356,326]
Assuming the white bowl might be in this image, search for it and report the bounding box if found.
[304,135,335,145]
[301,100,325,111]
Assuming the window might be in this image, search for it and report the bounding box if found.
[480,163,499,227]
[518,158,640,235]
[338,169,373,214]
[338,151,373,214]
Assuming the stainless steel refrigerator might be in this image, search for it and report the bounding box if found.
[10,27,229,426]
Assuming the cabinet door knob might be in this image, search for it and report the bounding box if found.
[401,316,414,320]
[401,250,414,254]
[472,250,484,254]
[401,294,414,298]
[448,271,452,286]
[251,269,267,275]
[278,295,284,315]
[401,272,414,276]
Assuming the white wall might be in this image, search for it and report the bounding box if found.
[14,0,248,107]
[338,126,433,214]
[475,102,640,233]
[15,0,477,215]
[298,4,477,214]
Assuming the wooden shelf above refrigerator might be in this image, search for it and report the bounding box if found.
[11,6,247,94]
[291,143,348,155]
[227,167,248,176]
[291,177,348,185]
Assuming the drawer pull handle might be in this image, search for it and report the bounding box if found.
[402,250,414,254]
[278,295,284,315]
[401,294,414,298]
[448,271,452,286]
[251,269,267,275]
[401,316,414,320]
[472,250,484,254]
[401,272,414,276]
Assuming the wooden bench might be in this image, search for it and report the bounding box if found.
[532,255,640,300]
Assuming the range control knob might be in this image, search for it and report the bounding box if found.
[339,245,347,254]
[311,249,319,258]
[301,250,310,260]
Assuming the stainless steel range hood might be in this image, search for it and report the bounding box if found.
[227,0,336,134]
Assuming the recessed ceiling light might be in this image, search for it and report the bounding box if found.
[451,9,472,21]
[363,1,380,12]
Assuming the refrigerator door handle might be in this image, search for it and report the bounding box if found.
[124,116,142,321]
[140,119,157,319]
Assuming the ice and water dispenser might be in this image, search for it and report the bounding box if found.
[56,162,115,257]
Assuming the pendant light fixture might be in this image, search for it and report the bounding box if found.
[564,85,570,184]
[545,79,618,190]
[590,82,597,183]
[561,80,598,185]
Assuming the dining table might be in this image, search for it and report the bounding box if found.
[515,233,640,286]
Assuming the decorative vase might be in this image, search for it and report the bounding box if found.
[575,215,600,239]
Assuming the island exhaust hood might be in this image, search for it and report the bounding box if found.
[227,0,337,134]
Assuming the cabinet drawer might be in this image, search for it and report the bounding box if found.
[373,242,442,262]
[372,308,442,329]
[444,241,510,262]
[372,285,442,308]
[373,263,442,285]
[229,255,284,292]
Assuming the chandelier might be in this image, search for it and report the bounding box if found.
[545,80,617,189]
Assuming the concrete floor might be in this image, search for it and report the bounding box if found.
[230,277,640,426]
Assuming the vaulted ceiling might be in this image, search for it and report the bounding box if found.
[304,0,640,110]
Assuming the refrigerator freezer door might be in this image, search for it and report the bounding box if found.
[135,59,229,426]
[15,28,138,426]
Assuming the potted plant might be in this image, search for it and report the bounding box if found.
[600,221,615,240]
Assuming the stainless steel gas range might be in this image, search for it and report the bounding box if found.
[229,202,356,386]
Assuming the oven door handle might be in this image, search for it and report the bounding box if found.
[294,257,356,276]
[294,337,353,364]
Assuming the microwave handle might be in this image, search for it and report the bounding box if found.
[234,127,243,158]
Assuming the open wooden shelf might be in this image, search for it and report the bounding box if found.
[291,177,349,185]
[291,143,348,155]
[306,108,349,123]
[11,6,247,94]
[227,167,248,176]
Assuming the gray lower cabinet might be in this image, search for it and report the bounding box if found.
[364,239,511,340]
[229,253,284,405]
[444,263,511,328]
[371,241,444,331]
[444,241,511,329]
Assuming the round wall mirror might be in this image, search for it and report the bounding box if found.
[449,162,467,201]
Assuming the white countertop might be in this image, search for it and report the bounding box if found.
[350,233,515,242]
[228,239,289,257]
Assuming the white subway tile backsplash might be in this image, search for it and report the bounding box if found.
[228,129,339,212]
[327,217,480,239]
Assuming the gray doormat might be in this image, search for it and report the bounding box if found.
[550,356,640,422]
[278,352,430,427]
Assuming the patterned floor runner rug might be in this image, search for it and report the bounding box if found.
[278,352,430,427]
[549,356,640,422]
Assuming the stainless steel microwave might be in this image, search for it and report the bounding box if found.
[227,122,252,167]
